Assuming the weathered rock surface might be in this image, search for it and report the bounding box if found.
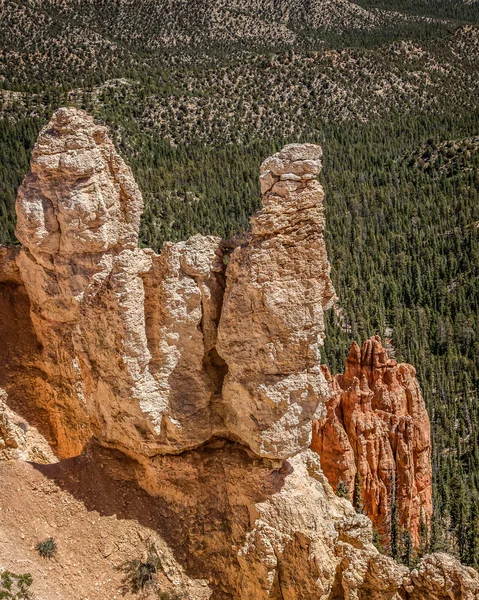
[11,114,335,461]
[126,444,414,600]
[0,108,477,599]
[217,143,336,458]
[12,108,227,458]
[0,388,56,463]
[410,553,479,599]
[14,106,144,457]
[16,106,142,257]
[312,336,433,546]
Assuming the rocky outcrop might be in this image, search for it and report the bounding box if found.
[14,107,143,456]
[216,143,336,458]
[10,112,336,461]
[0,388,55,463]
[0,108,477,599]
[410,553,479,599]
[312,336,433,546]
[12,108,228,459]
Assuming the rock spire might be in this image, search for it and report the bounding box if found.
[312,335,433,545]
[216,143,336,458]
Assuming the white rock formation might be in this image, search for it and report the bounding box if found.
[12,112,336,461]
[217,143,336,458]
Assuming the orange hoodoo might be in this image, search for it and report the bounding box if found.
[312,336,432,546]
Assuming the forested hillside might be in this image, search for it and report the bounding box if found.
[1,0,479,569]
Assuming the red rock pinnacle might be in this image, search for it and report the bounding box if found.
[312,335,433,546]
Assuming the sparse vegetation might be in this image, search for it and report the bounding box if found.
[119,541,162,594]
[0,570,33,600]
[35,538,57,560]
[372,529,386,555]
[336,481,350,499]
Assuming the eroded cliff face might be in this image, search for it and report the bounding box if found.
[0,107,477,599]
[311,337,433,547]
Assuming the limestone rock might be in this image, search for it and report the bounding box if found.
[16,106,142,258]
[95,441,479,600]
[0,388,56,463]
[114,442,402,600]
[12,108,226,458]
[312,336,433,545]
[78,236,226,457]
[216,143,336,459]
[0,247,74,456]
[140,235,226,450]
[12,107,145,457]
[410,553,479,599]
[12,119,336,460]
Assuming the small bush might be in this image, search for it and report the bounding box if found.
[372,528,386,555]
[119,541,161,594]
[336,480,350,499]
[35,537,57,559]
[0,570,33,599]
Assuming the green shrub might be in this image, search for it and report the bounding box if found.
[0,570,33,600]
[372,529,386,555]
[336,480,350,499]
[119,541,161,594]
[35,537,57,559]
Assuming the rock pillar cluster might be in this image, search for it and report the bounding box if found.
[312,336,433,545]
[8,109,335,462]
[217,143,336,458]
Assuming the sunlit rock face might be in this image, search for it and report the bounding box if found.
[216,143,336,459]
[13,115,335,461]
[312,336,433,546]
[13,108,229,458]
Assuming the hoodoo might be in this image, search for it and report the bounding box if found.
[312,336,433,546]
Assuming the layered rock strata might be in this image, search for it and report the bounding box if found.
[0,107,476,599]
[312,336,433,546]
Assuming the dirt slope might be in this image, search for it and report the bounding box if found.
[0,454,207,600]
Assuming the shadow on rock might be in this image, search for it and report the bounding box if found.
[32,438,290,597]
